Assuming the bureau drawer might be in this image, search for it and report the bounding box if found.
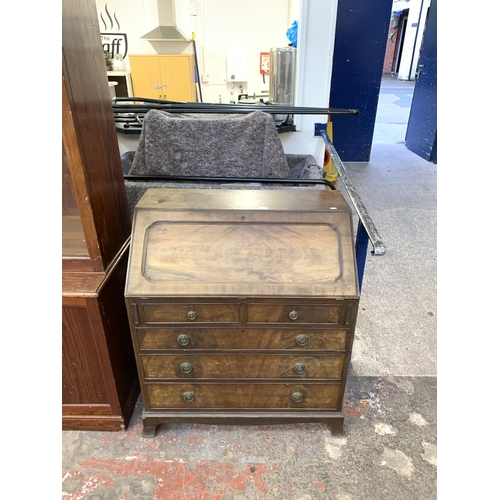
[146,383,341,410]
[137,328,348,351]
[247,304,342,324]
[141,303,240,324]
[141,354,344,379]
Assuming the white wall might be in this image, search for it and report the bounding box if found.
[96,0,295,100]
[96,0,153,55]
[177,0,296,104]
[280,0,338,161]
[96,0,336,162]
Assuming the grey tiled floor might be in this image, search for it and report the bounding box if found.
[338,142,437,378]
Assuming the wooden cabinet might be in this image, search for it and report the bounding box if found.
[125,188,360,437]
[128,54,197,102]
[62,0,139,430]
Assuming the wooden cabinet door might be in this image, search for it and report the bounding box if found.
[129,55,163,100]
[157,55,196,102]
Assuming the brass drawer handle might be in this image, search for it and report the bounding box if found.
[187,307,197,321]
[289,307,298,321]
[291,392,303,403]
[183,392,195,402]
[294,363,306,374]
[295,335,309,347]
[180,363,193,374]
[177,334,190,346]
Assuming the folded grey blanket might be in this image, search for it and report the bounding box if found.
[129,110,291,179]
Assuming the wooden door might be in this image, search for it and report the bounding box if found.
[158,55,196,102]
[129,55,163,100]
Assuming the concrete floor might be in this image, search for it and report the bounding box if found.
[62,76,438,499]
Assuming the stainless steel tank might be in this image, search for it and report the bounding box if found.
[269,47,297,105]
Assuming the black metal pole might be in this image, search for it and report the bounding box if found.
[113,101,360,116]
[192,37,203,103]
[123,174,336,190]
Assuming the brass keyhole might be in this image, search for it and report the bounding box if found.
[187,306,197,321]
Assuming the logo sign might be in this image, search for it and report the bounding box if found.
[99,3,128,58]
[101,33,128,59]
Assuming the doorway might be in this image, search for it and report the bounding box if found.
[372,8,414,145]
[374,1,436,160]
[372,74,415,144]
[393,12,408,74]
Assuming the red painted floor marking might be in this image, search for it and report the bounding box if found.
[74,456,274,499]
[313,482,326,489]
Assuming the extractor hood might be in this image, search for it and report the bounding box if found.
[141,0,190,41]
[141,25,189,42]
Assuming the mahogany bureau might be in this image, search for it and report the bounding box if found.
[125,188,360,437]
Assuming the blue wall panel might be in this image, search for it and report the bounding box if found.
[329,0,393,161]
[405,0,437,163]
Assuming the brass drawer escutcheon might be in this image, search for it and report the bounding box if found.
[180,363,193,374]
[295,335,309,347]
[291,392,304,403]
[289,307,298,320]
[183,392,195,402]
[294,363,306,374]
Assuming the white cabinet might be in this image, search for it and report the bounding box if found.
[107,71,134,97]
